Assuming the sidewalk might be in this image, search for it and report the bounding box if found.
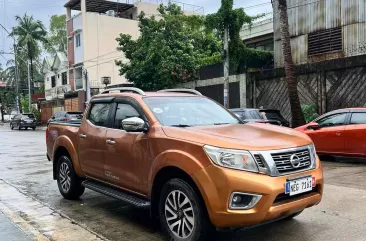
[0,211,31,241]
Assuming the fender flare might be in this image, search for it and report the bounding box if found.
[147,150,205,197]
[52,135,84,177]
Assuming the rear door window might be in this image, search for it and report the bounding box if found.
[88,103,111,127]
[350,113,366,124]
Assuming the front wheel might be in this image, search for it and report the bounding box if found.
[57,155,85,200]
[32,127,36,131]
[159,179,211,241]
[10,124,14,130]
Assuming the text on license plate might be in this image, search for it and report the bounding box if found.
[285,176,314,196]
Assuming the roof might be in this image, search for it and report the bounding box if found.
[92,91,202,100]
[64,0,134,13]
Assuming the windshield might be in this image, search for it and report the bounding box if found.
[22,114,35,119]
[144,97,241,126]
[67,113,83,119]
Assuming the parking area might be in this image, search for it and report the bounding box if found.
[0,125,366,241]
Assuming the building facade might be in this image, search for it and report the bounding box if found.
[241,18,274,52]
[65,0,203,93]
[274,0,366,67]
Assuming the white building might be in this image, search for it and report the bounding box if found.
[41,52,71,101]
[241,18,274,52]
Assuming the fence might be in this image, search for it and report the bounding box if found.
[247,55,366,121]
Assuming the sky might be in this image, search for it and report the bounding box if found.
[0,0,272,67]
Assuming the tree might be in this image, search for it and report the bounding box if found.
[116,3,221,90]
[276,0,305,127]
[45,14,67,54]
[10,14,47,94]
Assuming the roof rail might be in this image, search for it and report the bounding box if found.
[101,87,145,95]
[158,88,202,96]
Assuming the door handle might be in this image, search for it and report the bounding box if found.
[106,140,116,145]
[336,131,341,136]
[79,134,87,139]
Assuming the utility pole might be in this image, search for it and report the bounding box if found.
[223,25,230,108]
[28,60,31,112]
[0,23,20,113]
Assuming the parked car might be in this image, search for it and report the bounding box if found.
[296,108,366,157]
[230,108,281,125]
[47,88,323,241]
[48,111,83,125]
[10,113,37,130]
[259,109,290,127]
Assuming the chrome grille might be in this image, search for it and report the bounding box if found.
[271,149,311,174]
[254,154,266,168]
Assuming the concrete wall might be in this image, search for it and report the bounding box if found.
[83,12,140,88]
[176,74,247,108]
[241,18,273,41]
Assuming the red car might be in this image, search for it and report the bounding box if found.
[296,108,366,157]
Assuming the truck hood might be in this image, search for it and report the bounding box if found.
[162,123,312,151]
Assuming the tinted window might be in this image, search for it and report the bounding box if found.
[114,104,141,130]
[88,103,111,127]
[350,113,366,124]
[23,114,35,119]
[260,111,282,120]
[317,113,347,128]
[66,112,83,119]
[144,97,240,126]
[249,110,262,119]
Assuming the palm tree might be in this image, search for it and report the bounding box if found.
[276,0,305,127]
[10,14,47,94]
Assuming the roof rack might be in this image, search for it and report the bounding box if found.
[101,87,145,95]
[158,89,202,96]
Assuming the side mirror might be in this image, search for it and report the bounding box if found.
[122,117,148,132]
[307,123,320,130]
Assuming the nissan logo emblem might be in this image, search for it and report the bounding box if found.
[290,154,301,168]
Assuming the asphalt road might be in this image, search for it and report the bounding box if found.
[0,125,366,241]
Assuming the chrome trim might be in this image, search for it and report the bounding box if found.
[229,192,262,210]
[250,145,315,177]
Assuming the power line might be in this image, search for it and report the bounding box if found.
[243,2,272,10]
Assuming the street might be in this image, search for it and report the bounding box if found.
[1,125,366,241]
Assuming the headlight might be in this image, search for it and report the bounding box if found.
[203,145,259,172]
[309,144,317,169]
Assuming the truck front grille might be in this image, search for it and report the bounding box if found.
[271,149,311,174]
[254,154,266,168]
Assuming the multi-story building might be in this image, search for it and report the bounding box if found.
[241,18,274,52]
[41,52,70,101]
[65,0,203,93]
[273,0,366,67]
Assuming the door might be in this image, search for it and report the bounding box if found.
[78,102,112,180]
[104,100,149,193]
[305,113,348,154]
[344,112,366,156]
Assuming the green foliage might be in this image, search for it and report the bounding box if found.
[301,104,319,123]
[31,106,41,122]
[205,0,272,70]
[116,3,221,90]
[20,94,30,113]
[45,14,67,54]
[0,91,16,114]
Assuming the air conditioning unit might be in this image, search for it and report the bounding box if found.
[106,10,115,16]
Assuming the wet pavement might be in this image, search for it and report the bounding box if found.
[0,125,366,241]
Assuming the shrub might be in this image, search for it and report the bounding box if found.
[301,104,319,123]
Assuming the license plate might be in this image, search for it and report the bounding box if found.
[285,176,314,196]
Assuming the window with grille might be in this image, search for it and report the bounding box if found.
[62,72,67,85]
[308,27,342,56]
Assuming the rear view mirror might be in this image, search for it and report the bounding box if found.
[307,123,320,130]
[122,117,148,132]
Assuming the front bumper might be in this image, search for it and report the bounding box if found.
[20,123,36,128]
[193,157,323,228]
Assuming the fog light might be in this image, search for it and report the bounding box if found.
[229,192,262,210]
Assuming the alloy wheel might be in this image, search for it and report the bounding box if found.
[165,190,195,239]
[59,162,71,192]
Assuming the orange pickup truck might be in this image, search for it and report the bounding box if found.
[46,88,323,241]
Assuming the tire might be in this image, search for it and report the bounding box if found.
[57,155,85,200]
[25,127,28,130]
[18,125,21,130]
[159,179,211,241]
[32,127,36,131]
[284,210,303,220]
[10,124,14,130]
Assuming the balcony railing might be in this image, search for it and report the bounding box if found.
[45,84,72,100]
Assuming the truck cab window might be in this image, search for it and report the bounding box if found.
[88,103,111,127]
[114,103,141,130]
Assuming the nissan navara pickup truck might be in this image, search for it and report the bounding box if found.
[46,87,323,241]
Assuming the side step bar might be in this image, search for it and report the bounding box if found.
[82,179,151,209]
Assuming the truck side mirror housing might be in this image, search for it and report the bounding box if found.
[122,117,149,133]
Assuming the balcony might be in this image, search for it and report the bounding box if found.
[45,85,72,101]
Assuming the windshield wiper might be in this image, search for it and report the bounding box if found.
[214,123,230,125]
[170,124,193,128]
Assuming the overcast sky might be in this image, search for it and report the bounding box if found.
[0,0,272,67]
